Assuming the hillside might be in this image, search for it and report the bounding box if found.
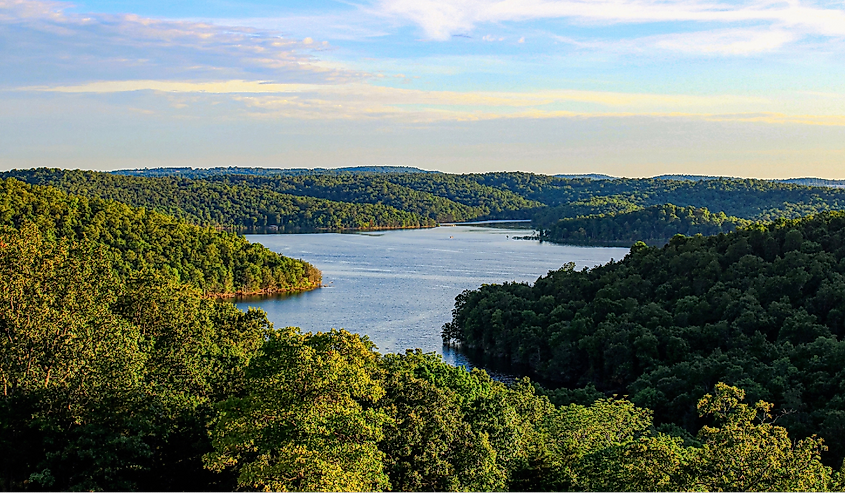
[444,211,845,465]
[6,168,845,243]
[1,222,839,490]
[540,204,751,245]
[3,169,434,231]
[0,178,320,295]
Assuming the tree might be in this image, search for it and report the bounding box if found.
[687,383,833,491]
[205,328,390,492]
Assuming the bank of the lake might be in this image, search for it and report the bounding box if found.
[233,225,629,370]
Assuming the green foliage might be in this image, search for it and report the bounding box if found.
[204,173,491,223]
[2,229,838,491]
[7,168,845,245]
[444,210,845,468]
[540,204,751,245]
[686,383,832,491]
[0,225,268,491]
[5,169,845,490]
[205,328,390,492]
[470,173,845,221]
[3,169,444,230]
[0,224,144,427]
[377,351,504,491]
[531,195,643,228]
[0,177,320,294]
[379,173,544,219]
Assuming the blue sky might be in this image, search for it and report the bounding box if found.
[1,0,844,177]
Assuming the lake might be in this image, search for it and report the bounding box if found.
[235,226,629,371]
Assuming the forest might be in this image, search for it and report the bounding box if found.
[539,204,752,245]
[2,169,434,231]
[0,178,320,295]
[5,168,845,243]
[444,210,845,469]
[1,222,841,491]
[3,173,845,490]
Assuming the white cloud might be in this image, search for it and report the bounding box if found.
[21,78,785,122]
[654,28,796,54]
[25,78,845,126]
[0,0,364,86]
[374,0,845,45]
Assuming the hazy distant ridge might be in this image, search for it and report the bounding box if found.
[112,166,437,178]
[112,167,845,188]
[652,174,845,187]
[558,173,845,188]
[553,173,616,180]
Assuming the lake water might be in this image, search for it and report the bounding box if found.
[236,226,628,371]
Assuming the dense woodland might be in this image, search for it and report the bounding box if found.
[3,170,845,490]
[2,170,435,231]
[1,223,841,491]
[6,168,845,244]
[444,211,845,469]
[0,178,320,295]
[539,204,751,245]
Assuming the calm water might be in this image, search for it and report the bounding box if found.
[236,226,628,370]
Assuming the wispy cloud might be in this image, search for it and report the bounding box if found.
[0,0,365,86]
[560,27,800,55]
[652,28,797,55]
[373,0,845,46]
[33,78,845,125]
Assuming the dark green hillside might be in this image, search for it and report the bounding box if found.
[0,178,320,294]
[200,173,485,222]
[0,225,276,490]
[471,173,845,221]
[444,211,845,465]
[381,172,545,218]
[1,221,842,491]
[531,195,643,228]
[540,204,751,245]
[8,168,845,244]
[3,168,432,231]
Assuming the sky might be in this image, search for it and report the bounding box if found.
[1,0,844,177]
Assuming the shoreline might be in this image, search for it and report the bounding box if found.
[206,282,323,299]
[238,219,534,235]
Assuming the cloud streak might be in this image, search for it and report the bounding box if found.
[23,78,845,126]
[374,0,845,45]
[0,0,364,86]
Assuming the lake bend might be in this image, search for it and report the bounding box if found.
[235,225,629,372]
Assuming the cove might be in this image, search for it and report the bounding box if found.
[234,225,629,371]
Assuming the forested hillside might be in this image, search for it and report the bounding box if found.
[468,172,845,220]
[5,168,845,242]
[3,169,433,231]
[540,204,751,245]
[0,178,320,294]
[199,173,491,222]
[1,224,840,490]
[444,211,845,466]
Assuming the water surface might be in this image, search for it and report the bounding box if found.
[237,226,629,368]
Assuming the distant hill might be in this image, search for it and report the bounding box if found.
[651,174,722,181]
[777,178,845,188]
[8,168,845,239]
[554,173,616,180]
[651,175,845,188]
[111,166,437,178]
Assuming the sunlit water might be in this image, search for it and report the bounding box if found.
[234,226,628,374]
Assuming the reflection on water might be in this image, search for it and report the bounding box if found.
[234,226,629,373]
